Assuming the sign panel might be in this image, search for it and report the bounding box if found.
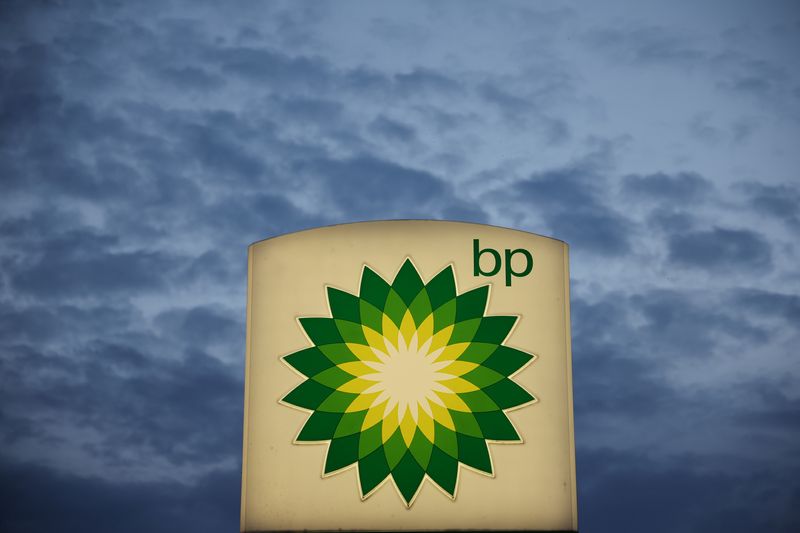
[241,221,577,531]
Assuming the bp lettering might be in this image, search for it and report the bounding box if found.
[473,238,533,286]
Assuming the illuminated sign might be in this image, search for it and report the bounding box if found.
[241,221,577,531]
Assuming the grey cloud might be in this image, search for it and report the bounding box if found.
[0,207,187,297]
[0,458,240,533]
[732,289,800,326]
[544,209,631,256]
[716,54,791,101]
[584,26,706,68]
[585,23,797,113]
[273,95,345,124]
[0,303,139,345]
[393,68,463,95]
[688,112,723,144]
[0,340,243,469]
[630,289,768,351]
[478,83,569,143]
[739,182,800,227]
[735,381,800,434]
[622,171,713,203]
[154,65,225,91]
[201,192,326,245]
[9,237,181,298]
[343,67,465,100]
[368,115,417,143]
[211,46,333,89]
[646,208,695,233]
[209,44,463,102]
[570,289,770,428]
[505,167,632,255]
[298,155,487,222]
[155,305,243,350]
[578,448,800,533]
[172,111,268,180]
[668,227,773,271]
[181,250,244,286]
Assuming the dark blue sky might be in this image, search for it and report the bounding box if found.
[1,1,799,531]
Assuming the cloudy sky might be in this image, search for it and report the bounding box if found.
[1,0,799,531]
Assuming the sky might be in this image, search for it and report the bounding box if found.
[1,0,798,531]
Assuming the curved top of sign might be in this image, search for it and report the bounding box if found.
[248,219,569,248]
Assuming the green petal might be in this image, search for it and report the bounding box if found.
[383,288,407,326]
[455,285,489,322]
[455,342,498,365]
[425,266,456,310]
[283,347,334,378]
[484,378,535,409]
[458,389,500,413]
[359,299,384,334]
[358,423,383,458]
[392,259,425,306]
[325,433,359,473]
[318,343,358,364]
[299,317,343,346]
[392,452,425,505]
[461,366,505,389]
[456,434,492,474]
[450,410,483,438]
[384,429,407,469]
[359,448,390,495]
[449,317,481,343]
[408,289,433,326]
[481,346,533,376]
[334,411,368,437]
[313,367,356,389]
[297,411,342,441]
[474,411,520,441]
[317,390,358,413]
[334,319,368,344]
[408,430,433,470]
[432,421,458,459]
[281,379,333,410]
[432,299,456,333]
[327,287,360,323]
[472,316,517,344]
[426,446,457,496]
[359,267,391,310]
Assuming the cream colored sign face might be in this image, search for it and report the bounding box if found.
[241,221,577,532]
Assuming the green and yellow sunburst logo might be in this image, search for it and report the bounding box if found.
[280,259,536,507]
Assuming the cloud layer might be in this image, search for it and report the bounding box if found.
[1,1,799,531]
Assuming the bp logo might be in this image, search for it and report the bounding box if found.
[280,258,536,507]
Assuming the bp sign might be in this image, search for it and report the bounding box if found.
[241,221,577,532]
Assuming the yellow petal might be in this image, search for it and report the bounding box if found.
[338,361,374,377]
[416,314,434,346]
[346,343,381,362]
[382,405,400,443]
[439,360,479,376]
[436,343,471,362]
[429,325,453,352]
[346,391,381,412]
[362,326,387,353]
[362,401,387,429]
[436,390,473,411]
[430,401,455,430]
[400,411,416,446]
[417,408,435,443]
[382,314,400,349]
[399,310,416,346]
[337,378,374,394]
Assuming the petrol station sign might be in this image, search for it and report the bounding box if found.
[241,221,577,531]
